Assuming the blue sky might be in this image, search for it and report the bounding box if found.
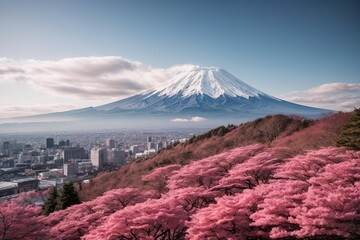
[0,0,359,117]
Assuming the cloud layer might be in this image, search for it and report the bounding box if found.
[280,83,360,111]
[0,56,170,100]
[171,116,208,123]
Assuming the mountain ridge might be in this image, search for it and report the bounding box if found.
[94,65,331,115]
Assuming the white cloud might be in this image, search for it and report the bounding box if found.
[190,116,208,122]
[279,82,360,111]
[171,116,208,123]
[0,56,171,100]
[171,118,189,122]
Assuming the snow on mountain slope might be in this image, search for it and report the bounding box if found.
[95,65,287,112]
[150,65,267,99]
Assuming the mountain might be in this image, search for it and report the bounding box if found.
[95,65,328,116]
[0,65,333,132]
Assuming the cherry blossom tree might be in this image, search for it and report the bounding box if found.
[165,187,218,213]
[167,144,263,190]
[188,147,360,240]
[83,198,188,240]
[289,159,360,239]
[186,189,265,240]
[218,151,282,194]
[249,180,308,238]
[275,147,354,183]
[142,164,182,197]
[0,201,47,240]
[92,187,155,214]
[2,145,357,240]
[47,188,155,239]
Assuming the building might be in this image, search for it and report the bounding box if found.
[144,149,156,157]
[0,157,15,168]
[147,136,152,143]
[64,161,79,177]
[105,138,116,149]
[130,145,140,156]
[18,152,31,163]
[46,138,55,149]
[11,178,39,192]
[107,149,127,165]
[90,148,107,169]
[58,140,70,147]
[61,147,85,163]
[38,169,63,180]
[0,182,18,197]
[1,141,24,156]
[1,141,11,156]
[156,141,164,152]
[78,161,93,174]
[135,153,145,159]
[147,142,156,151]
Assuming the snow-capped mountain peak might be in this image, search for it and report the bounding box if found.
[151,65,264,99]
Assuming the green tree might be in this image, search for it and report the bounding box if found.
[56,182,81,210]
[336,108,360,150]
[43,187,58,215]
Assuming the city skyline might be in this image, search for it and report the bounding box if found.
[1,0,359,118]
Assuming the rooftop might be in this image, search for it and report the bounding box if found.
[0,181,18,190]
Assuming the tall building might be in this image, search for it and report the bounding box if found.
[90,148,107,169]
[156,141,164,152]
[58,140,66,147]
[130,145,140,156]
[105,138,115,149]
[46,138,55,149]
[1,141,23,157]
[61,147,85,163]
[2,141,11,156]
[147,142,156,150]
[147,136,152,143]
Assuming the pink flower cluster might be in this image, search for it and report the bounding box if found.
[1,145,359,239]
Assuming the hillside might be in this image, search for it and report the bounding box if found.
[78,111,352,201]
[1,110,359,240]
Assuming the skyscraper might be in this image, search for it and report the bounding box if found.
[90,148,107,169]
[46,138,54,149]
[105,138,115,149]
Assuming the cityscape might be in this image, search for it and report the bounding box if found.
[0,128,205,198]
